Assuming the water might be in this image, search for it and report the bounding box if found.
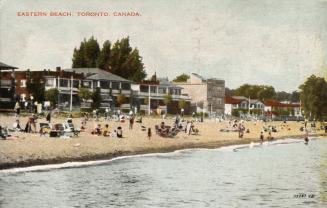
[1,138,327,208]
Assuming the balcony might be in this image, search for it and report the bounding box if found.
[0,80,12,88]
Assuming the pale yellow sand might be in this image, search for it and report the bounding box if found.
[0,114,325,169]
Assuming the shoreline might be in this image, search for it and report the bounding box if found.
[1,133,326,170]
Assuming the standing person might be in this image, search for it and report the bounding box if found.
[46,111,51,123]
[117,126,123,138]
[260,132,264,143]
[181,108,184,117]
[14,101,20,117]
[304,129,309,144]
[129,115,134,130]
[148,128,152,140]
[238,123,243,138]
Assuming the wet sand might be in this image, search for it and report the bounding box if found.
[0,115,326,169]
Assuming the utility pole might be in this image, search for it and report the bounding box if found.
[148,85,151,115]
[70,75,73,112]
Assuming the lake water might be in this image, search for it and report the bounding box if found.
[0,138,326,208]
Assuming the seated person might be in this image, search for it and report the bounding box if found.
[13,119,22,131]
[117,126,123,138]
[103,124,110,137]
[91,124,102,136]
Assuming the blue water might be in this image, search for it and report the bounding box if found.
[0,139,326,208]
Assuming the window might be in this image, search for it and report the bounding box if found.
[73,80,80,88]
[100,81,109,89]
[121,83,130,90]
[20,79,27,87]
[140,85,149,92]
[111,82,120,90]
[158,87,166,94]
[82,81,91,88]
[45,78,54,87]
[60,79,69,87]
[217,98,222,105]
[150,86,157,93]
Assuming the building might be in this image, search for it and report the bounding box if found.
[132,77,191,114]
[0,62,18,109]
[64,68,132,110]
[174,73,225,115]
[263,100,302,117]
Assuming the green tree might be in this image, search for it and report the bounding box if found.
[78,87,92,101]
[26,78,45,103]
[299,75,327,120]
[173,73,189,82]
[163,94,172,110]
[72,36,100,68]
[290,91,300,103]
[45,88,59,108]
[109,37,146,81]
[91,87,102,109]
[234,84,276,100]
[116,93,126,107]
[178,99,186,109]
[97,40,111,71]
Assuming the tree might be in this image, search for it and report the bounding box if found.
[116,93,126,107]
[72,36,146,81]
[26,78,45,103]
[78,87,92,101]
[299,75,327,120]
[143,96,149,105]
[178,99,186,109]
[45,88,59,108]
[163,94,172,110]
[97,40,111,71]
[225,87,235,97]
[290,91,300,103]
[173,73,189,82]
[234,84,276,100]
[276,91,291,101]
[91,87,102,109]
[72,36,100,68]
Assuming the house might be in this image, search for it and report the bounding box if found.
[263,100,302,117]
[132,77,191,114]
[64,68,132,110]
[0,62,18,109]
[224,96,265,116]
[174,73,225,115]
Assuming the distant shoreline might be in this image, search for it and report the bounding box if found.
[1,133,325,170]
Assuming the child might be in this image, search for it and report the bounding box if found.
[117,126,123,138]
[260,132,264,143]
[148,128,152,140]
[103,124,110,137]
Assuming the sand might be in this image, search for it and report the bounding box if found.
[0,114,326,169]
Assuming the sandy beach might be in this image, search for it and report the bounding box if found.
[0,114,326,169]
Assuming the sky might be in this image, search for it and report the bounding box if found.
[1,0,327,92]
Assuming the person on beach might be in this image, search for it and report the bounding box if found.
[91,124,102,136]
[267,131,274,141]
[117,126,123,138]
[238,123,244,138]
[14,101,20,117]
[13,119,22,131]
[260,132,264,143]
[304,129,309,144]
[46,111,51,123]
[129,115,134,130]
[103,124,110,137]
[148,128,152,140]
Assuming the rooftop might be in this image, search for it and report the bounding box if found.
[64,68,131,82]
[0,61,18,70]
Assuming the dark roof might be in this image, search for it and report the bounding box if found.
[225,96,242,104]
[0,61,18,70]
[64,68,131,82]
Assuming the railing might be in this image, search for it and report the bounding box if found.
[0,80,12,87]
